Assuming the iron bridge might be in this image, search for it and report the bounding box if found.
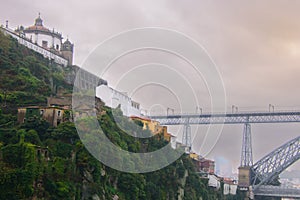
[149,111,300,125]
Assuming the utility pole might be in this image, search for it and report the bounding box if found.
[196,106,202,114]
[232,105,238,113]
[269,104,274,112]
[167,107,174,116]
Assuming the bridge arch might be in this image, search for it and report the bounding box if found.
[250,135,300,190]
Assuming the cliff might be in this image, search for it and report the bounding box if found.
[0,29,234,200]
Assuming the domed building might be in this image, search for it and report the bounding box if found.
[23,14,63,51]
[14,14,73,65]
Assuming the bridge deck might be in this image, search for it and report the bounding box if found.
[254,185,300,199]
[149,111,300,125]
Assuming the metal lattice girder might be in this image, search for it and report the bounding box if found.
[149,111,300,125]
[241,123,253,167]
[182,121,191,147]
[251,136,300,189]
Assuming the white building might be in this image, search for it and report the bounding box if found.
[5,14,74,66]
[223,183,230,195]
[96,85,141,117]
[22,14,62,51]
[208,174,221,189]
[223,180,237,195]
[229,184,237,195]
[170,135,177,149]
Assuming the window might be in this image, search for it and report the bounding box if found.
[58,110,61,117]
[40,110,44,115]
[56,44,59,50]
[42,40,48,48]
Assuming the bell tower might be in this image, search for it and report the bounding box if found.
[61,39,74,65]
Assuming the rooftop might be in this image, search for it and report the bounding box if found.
[23,13,62,38]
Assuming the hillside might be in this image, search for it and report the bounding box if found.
[0,30,73,113]
[0,30,241,199]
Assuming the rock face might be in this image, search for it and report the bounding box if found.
[82,168,99,200]
[178,170,189,200]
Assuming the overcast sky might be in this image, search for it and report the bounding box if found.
[1,0,300,174]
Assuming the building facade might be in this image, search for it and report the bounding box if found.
[96,85,141,117]
[18,106,72,127]
[130,116,171,141]
[194,158,215,174]
[22,14,63,51]
[2,14,73,66]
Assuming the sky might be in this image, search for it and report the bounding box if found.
[1,0,300,174]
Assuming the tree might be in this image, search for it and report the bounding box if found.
[25,129,41,145]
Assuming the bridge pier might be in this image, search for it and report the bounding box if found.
[241,122,253,167]
[239,122,253,198]
[182,120,191,152]
[149,111,300,200]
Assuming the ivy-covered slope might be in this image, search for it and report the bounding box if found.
[0,30,238,200]
[0,30,71,113]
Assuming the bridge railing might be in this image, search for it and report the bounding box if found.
[147,110,300,117]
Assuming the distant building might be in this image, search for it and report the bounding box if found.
[130,116,171,141]
[189,152,200,160]
[1,14,73,66]
[97,85,141,117]
[223,178,237,195]
[207,174,237,195]
[155,125,171,142]
[47,96,72,109]
[208,174,221,189]
[18,106,72,127]
[170,135,177,149]
[194,158,215,174]
[130,116,157,131]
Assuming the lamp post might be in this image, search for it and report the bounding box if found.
[232,105,238,113]
[269,104,274,112]
[196,106,202,114]
[167,107,174,116]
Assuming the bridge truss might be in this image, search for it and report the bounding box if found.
[150,111,300,170]
[251,135,300,190]
[149,111,300,199]
[149,111,300,125]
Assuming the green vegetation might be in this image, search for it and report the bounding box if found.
[0,29,242,199]
[0,30,72,113]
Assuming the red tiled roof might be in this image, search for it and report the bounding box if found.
[25,25,51,33]
[130,116,152,121]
